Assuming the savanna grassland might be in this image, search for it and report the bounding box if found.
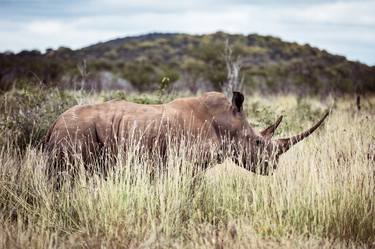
[0,87,374,248]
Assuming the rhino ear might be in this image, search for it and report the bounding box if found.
[232,91,244,112]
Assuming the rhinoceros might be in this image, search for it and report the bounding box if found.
[44,91,328,175]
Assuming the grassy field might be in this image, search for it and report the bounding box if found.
[0,88,374,248]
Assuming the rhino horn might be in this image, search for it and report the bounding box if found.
[260,116,283,139]
[277,111,329,154]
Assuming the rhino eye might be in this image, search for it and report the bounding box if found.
[255,139,262,146]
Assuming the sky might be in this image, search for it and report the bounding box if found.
[0,0,374,65]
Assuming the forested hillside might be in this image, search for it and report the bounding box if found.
[1,32,374,95]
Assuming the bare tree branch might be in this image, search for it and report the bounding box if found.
[223,40,244,99]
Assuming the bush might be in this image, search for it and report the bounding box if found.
[0,86,77,150]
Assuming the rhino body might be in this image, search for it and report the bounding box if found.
[44,92,328,175]
[45,92,239,168]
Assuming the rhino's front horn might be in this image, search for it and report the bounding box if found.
[261,116,283,139]
[276,111,329,154]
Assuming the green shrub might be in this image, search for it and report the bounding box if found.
[0,86,77,150]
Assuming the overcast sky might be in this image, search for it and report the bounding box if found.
[0,0,374,65]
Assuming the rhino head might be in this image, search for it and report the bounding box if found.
[207,91,329,175]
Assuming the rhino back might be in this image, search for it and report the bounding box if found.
[46,96,221,164]
[48,101,163,146]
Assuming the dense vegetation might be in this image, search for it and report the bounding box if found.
[1,32,374,94]
[0,87,374,248]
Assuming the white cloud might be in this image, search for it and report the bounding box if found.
[87,0,220,13]
[288,1,375,26]
[26,21,66,35]
[0,20,119,52]
[0,0,374,64]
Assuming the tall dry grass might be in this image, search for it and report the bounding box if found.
[0,91,374,248]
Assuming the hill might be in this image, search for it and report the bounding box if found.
[1,32,374,95]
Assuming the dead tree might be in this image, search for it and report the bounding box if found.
[223,40,244,100]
